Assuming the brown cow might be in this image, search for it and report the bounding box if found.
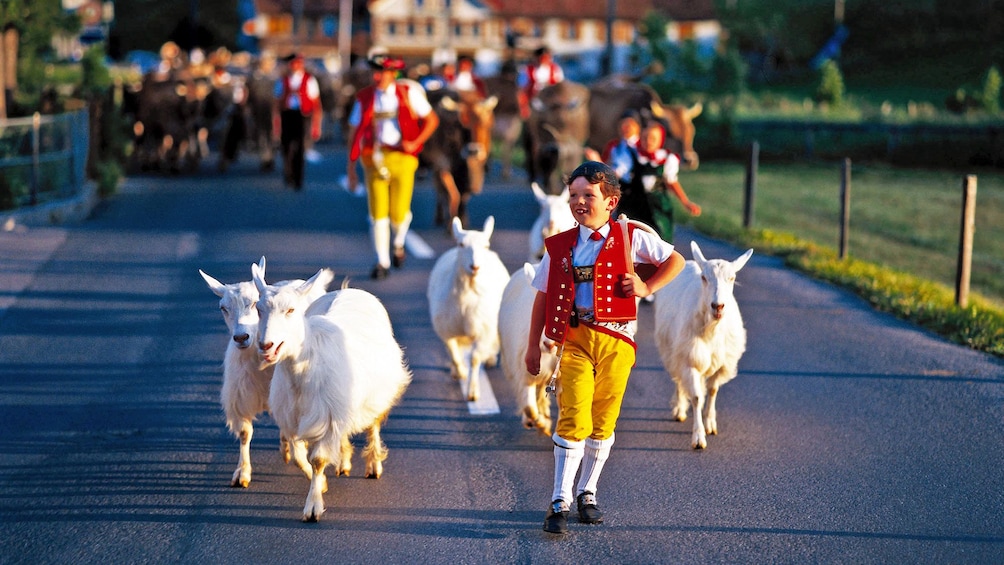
[588,77,703,170]
[421,86,498,228]
[524,80,591,193]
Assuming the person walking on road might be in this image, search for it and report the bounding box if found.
[273,53,322,190]
[619,123,701,242]
[346,54,440,280]
[524,161,686,534]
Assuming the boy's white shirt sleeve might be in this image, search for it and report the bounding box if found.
[662,153,680,183]
[407,86,434,117]
[531,253,550,293]
[632,228,674,265]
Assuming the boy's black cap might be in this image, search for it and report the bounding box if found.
[568,161,620,188]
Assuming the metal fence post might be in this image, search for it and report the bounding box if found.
[955,175,977,308]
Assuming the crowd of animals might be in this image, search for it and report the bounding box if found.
[200,228,752,522]
[191,46,742,522]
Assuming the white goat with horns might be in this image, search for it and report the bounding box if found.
[427,216,509,401]
[199,257,330,488]
[654,241,753,449]
[254,264,412,522]
[528,181,575,262]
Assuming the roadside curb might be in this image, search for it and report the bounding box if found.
[0,181,99,230]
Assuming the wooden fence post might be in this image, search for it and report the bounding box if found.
[839,158,851,259]
[955,175,977,308]
[743,141,759,228]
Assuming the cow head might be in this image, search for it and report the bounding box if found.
[652,102,702,170]
[441,91,498,195]
[527,82,591,192]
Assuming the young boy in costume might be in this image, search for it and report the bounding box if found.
[524,161,686,534]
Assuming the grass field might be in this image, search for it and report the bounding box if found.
[678,160,1004,308]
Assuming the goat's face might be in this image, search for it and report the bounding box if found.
[530,182,575,260]
[252,265,331,367]
[200,270,261,349]
[691,241,754,320]
[452,215,496,278]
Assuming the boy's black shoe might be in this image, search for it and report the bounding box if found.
[392,246,406,268]
[576,492,603,524]
[543,499,569,534]
[370,265,389,280]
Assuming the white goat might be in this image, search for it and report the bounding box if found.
[254,265,411,522]
[498,262,561,434]
[654,241,753,449]
[199,257,330,488]
[529,181,575,262]
[428,216,509,402]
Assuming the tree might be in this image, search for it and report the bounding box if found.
[981,65,1002,115]
[0,0,79,117]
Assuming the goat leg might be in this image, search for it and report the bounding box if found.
[231,420,253,488]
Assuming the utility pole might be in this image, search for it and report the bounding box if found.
[602,0,615,76]
[338,0,352,73]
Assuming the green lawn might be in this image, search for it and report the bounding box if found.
[678,160,1004,307]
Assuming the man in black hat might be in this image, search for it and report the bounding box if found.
[273,53,322,189]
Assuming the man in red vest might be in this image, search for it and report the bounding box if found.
[346,54,440,279]
[273,53,322,190]
[524,161,685,534]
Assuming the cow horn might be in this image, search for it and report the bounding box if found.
[481,95,498,111]
[650,101,664,118]
[686,102,703,120]
[439,96,459,112]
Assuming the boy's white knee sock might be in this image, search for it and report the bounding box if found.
[551,434,584,504]
[576,434,614,497]
[391,211,412,250]
[371,217,391,268]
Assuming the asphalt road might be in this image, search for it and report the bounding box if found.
[1,141,1002,564]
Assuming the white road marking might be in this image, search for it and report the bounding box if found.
[404,231,435,259]
[460,364,500,415]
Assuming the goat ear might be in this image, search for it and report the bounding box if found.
[451,216,465,240]
[258,256,267,275]
[199,269,227,298]
[733,248,754,272]
[309,268,336,293]
[531,182,547,204]
[690,240,707,264]
[522,262,536,280]
[299,268,332,296]
[482,216,495,239]
[251,262,267,293]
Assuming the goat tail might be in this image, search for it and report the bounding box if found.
[340,277,351,290]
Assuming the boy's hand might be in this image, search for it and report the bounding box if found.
[525,347,542,376]
[621,272,651,298]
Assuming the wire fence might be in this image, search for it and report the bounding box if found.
[0,110,89,211]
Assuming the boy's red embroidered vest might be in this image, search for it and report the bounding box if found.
[349,83,423,161]
[542,222,640,344]
[280,73,316,116]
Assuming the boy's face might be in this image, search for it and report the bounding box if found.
[568,176,617,230]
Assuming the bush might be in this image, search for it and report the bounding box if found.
[816,59,845,107]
